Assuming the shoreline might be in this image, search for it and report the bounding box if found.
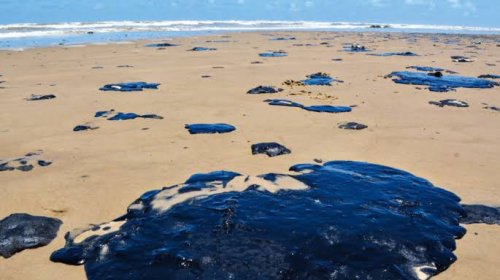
[2,30,500,52]
[0,30,499,279]
[2,20,500,50]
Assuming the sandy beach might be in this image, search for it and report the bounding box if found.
[0,31,499,279]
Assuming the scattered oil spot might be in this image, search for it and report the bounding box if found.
[188,47,217,52]
[251,142,291,157]
[73,125,99,132]
[185,123,236,134]
[259,50,288,57]
[343,43,370,52]
[339,122,368,130]
[477,74,500,79]
[429,99,469,108]
[0,151,51,172]
[264,99,352,113]
[145,43,178,48]
[99,82,160,92]
[247,86,283,94]
[0,213,61,258]
[369,52,418,57]
[26,94,56,101]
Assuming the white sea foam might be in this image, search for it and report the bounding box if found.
[0,20,499,39]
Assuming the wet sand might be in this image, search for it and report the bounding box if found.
[0,31,499,279]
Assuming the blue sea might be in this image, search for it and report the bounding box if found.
[1,20,500,50]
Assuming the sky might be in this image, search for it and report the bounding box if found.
[0,0,499,27]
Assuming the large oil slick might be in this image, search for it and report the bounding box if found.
[388,71,497,92]
[51,161,466,280]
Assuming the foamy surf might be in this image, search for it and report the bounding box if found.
[1,20,499,40]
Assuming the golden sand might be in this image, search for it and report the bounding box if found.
[0,31,499,279]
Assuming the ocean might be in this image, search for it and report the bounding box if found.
[1,20,500,50]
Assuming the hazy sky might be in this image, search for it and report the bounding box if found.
[0,0,498,27]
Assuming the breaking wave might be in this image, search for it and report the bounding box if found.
[1,20,499,39]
